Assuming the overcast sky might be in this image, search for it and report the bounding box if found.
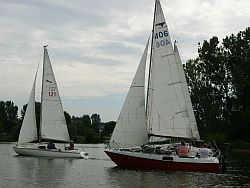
[0,0,249,122]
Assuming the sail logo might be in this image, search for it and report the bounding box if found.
[154,30,170,48]
[155,22,165,27]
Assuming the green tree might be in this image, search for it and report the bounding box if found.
[0,101,19,141]
[4,101,18,133]
[0,101,6,135]
[64,111,71,125]
[82,115,91,126]
[0,120,4,136]
[91,113,101,132]
[0,101,5,121]
[222,28,250,141]
[64,111,77,140]
[103,121,116,137]
[184,27,250,143]
[71,115,91,137]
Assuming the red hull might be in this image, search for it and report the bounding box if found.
[105,151,220,173]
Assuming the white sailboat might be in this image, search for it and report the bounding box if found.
[13,46,88,159]
[105,0,221,172]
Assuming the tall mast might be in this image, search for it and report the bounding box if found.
[146,0,157,135]
[38,45,47,142]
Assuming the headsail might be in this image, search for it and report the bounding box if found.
[109,40,149,148]
[146,0,196,139]
[40,46,70,142]
[18,69,38,144]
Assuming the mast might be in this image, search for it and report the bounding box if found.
[39,45,47,143]
[146,0,157,135]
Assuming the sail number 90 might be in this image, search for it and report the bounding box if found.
[155,31,170,48]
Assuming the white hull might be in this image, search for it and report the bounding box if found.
[13,146,88,159]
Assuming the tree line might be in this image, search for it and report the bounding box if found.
[184,27,250,148]
[0,101,115,143]
[1,28,249,147]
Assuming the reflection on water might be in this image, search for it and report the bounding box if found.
[0,143,249,188]
[106,166,250,188]
[15,156,73,188]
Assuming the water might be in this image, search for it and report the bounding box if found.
[0,143,249,188]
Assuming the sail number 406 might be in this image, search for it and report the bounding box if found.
[155,30,170,48]
[155,31,168,39]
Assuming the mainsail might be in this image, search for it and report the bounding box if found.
[174,43,200,139]
[146,0,198,139]
[40,47,70,142]
[18,71,38,144]
[109,40,149,148]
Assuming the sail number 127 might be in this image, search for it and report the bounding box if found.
[48,91,56,97]
[48,86,56,97]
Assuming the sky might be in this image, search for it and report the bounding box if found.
[0,0,249,122]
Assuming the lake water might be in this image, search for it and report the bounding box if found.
[0,143,249,188]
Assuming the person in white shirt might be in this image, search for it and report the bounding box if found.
[199,143,209,158]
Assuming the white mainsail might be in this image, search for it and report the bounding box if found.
[40,47,70,142]
[18,70,38,144]
[109,40,149,148]
[146,0,196,139]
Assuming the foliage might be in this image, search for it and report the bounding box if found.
[0,120,4,136]
[66,114,114,143]
[184,27,250,144]
[0,101,19,141]
[102,121,116,137]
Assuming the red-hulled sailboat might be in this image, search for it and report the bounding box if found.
[105,0,221,173]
